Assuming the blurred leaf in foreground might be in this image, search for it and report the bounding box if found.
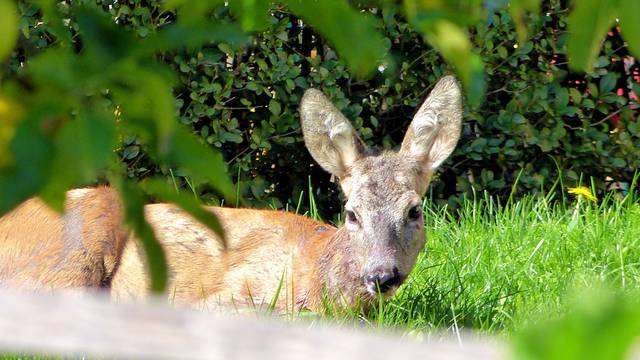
[618,1,640,59]
[0,94,22,168]
[39,109,118,211]
[74,5,137,67]
[141,178,226,245]
[514,286,640,360]
[508,0,541,44]
[164,126,236,203]
[140,23,248,55]
[230,0,271,32]
[403,0,485,106]
[567,0,617,73]
[0,105,61,214]
[114,178,168,293]
[282,0,389,78]
[163,0,225,24]
[0,0,18,61]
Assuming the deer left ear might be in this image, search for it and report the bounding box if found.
[399,76,463,191]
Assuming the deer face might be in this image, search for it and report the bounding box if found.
[300,76,463,301]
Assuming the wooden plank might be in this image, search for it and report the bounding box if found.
[0,290,505,359]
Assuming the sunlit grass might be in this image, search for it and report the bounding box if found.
[265,177,640,339]
[362,189,640,337]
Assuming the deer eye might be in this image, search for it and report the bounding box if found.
[345,210,359,226]
[408,205,422,221]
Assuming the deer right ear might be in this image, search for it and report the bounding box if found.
[300,89,365,179]
[399,76,463,193]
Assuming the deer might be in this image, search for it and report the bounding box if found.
[0,76,463,312]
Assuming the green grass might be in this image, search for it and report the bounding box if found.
[355,190,640,337]
[282,180,640,343]
[286,184,640,360]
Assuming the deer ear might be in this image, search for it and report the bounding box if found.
[300,89,365,179]
[400,76,463,187]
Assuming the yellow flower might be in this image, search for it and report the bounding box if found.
[568,186,597,202]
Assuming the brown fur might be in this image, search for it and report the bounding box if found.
[0,76,464,311]
[111,205,340,310]
[0,187,126,289]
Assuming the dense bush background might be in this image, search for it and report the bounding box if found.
[5,0,639,220]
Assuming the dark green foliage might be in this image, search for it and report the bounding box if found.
[467,2,639,203]
[114,177,168,292]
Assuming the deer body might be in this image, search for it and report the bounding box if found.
[0,187,126,290]
[0,187,341,310]
[113,199,342,310]
[0,76,464,311]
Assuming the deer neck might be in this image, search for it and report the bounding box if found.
[296,226,362,310]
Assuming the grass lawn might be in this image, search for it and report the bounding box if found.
[364,190,640,333]
[341,186,640,358]
[2,187,640,359]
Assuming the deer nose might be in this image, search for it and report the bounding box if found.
[365,267,402,293]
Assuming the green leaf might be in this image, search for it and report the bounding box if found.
[269,99,282,116]
[74,5,136,66]
[39,109,117,211]
[509,0,541,43]
[139,23,248,55]
[498,46,508,59]
[141,178,226,245]
[618,1,640,59]
[65,110,117,180]
[401,0,485,105]
[113,178,168,293]
[0,0,18,61]
[513,113,527,124]
[163,0,225,24]
[112,69,176,150]
[33,0,72,45]
[567,0,617,72]
[220,132,243,143]
[555,87,569,109]
[412,18,485,106]
[610,158,626,168]
[27,49,77,93]
[230,0,271,32]
[514,288,640,360]
[164,126,235,202]
[123,145,140,160]
[599,72,618,94]
[569,88,582,105]
[0,106,55,214]
[282,0,389,78]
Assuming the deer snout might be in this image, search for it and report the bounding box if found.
[364,266,404,294]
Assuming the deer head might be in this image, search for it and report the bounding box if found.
[300,76,463,304]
